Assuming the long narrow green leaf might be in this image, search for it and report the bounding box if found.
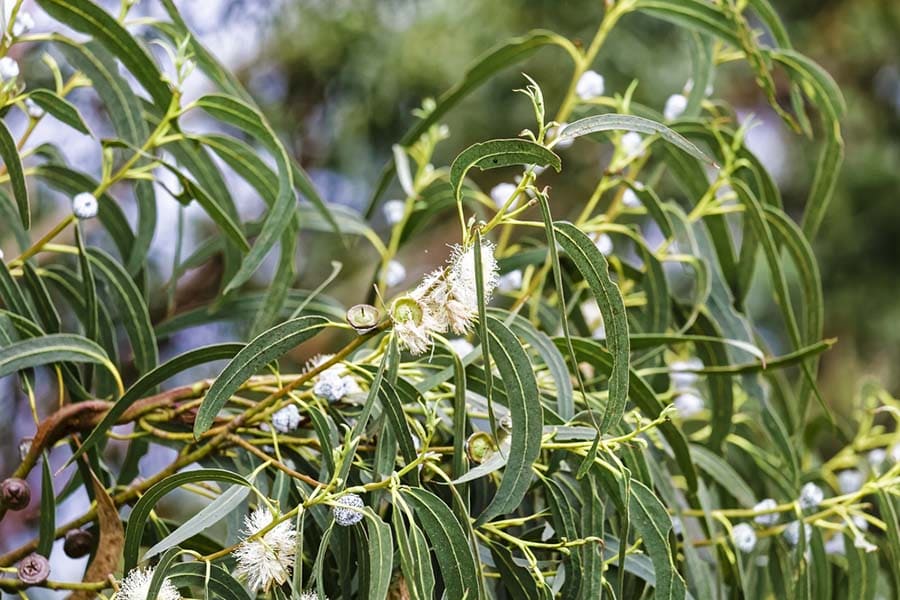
[0,120,29,228]
[449,139,560,202]
[28,89,91,134]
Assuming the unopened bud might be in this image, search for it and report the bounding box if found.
[17,553,50,585]
[63,529,95,558]
[1,478,31,510]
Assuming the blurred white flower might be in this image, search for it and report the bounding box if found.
[490,182,519,209]
[299,591,326,600]
[685,78,714,97]
[853,534,877,553]
[853,515,869,532]
[576,70,605,100]
[497,269,522,293]
[836,469,864,494]
[72,193,98,220]
[891,443,900,463]
[732,523,757,553]
[669,358,703,390]
[674,391,704,418]
[581,299,606,339]
[12,12,34,37]
[391,296,437,355]
[824,535,845,555]
[0,57,19,80]
[271,404,301,433]
[867,448,886,467]
[116,566,181,600]
[671,516,683,536]
[783,521,811,547]
[663,93,688,121]
[382,199,405,224]
[620,132,644,158]
[233,507,297,592]
[385,260,406,287]
[753,498,779,526]
[332,493,365,526]
[799,482,824,510]
[594,233,613,257]
[448,338,474,357]
[312,366,357,401]
[622,188,641,208]
[24,98,43,119]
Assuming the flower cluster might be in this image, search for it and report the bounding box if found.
[116,567,181,600]
[271,404,301,433]
[307,356,361,402]
[233,507,297,592]
[391,240,499,354]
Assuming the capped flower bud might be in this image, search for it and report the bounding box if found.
[663,93,688,121]
[594,233,613,256]
[233,507,297,592]
[72,193,99,220]
[824,534,845,555]
[783,521,811,547]
[497,269,522,293]
[622,188,642,208]
[867,448,886,467]
[118,566,181,600]
[798,482,824,510]
[620,131,644,158]
[385,260,406,287]
[0,57,20,80]
[447,337,474,357]
[576,70,605,100]
[271,404,301,433]
[346,303,380,333]
[490,182,519,209]
[332,493,365,526]
[753,498,779,526]
[674,391,704,418]
[24,98,44,119]
[731,523,757,553]
[17,553,50,585]
[1,477,31,510]
[382,199,405,224]
[12,12,35,37]
[549,123,573,149]
[63,528,94,558]
[837,469,864,494]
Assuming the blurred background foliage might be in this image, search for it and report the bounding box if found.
[239,0,900,412]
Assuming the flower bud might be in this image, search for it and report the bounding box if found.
[72,192,99,220]
[332,493,365,527]
[17,553,50,585]
[1,477,31,510]
[63,528,95,558]
[466,432,494,464]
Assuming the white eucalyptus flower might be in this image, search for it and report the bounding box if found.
[12,12,34,37]
[853,515,869,532]
[732,523,757,553]
[332,493,365,526]
[891,442,900,463]
[233,507,297,592]
[298,591,326,600]
[24,98,43,119]
[824,534,845,555]
[685,78,714,97]
[497,269,522,292]
[663,93,688,121]
[594,233,613,257]
[490,182,519,209]
[622,188,641,208]
[271,404,301,433]
[798,482,824,510]
[382,199,405,224]
[0,57,20,80]
[620,131,644,158]
[669,357,703,389]
[576,70,605,100]
[448,338,474,357]
[391,295,437,355]
[837,469,864,494]
[674,391,704,418]
[671,516,683,536]
[753,498,779,526]
[72,193,99,220]
[116,566,181,600]
[385,260,407,287]
[312,366,356,402]
[783,521,811,547]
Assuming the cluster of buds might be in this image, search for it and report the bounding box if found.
[389,240,499,355]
